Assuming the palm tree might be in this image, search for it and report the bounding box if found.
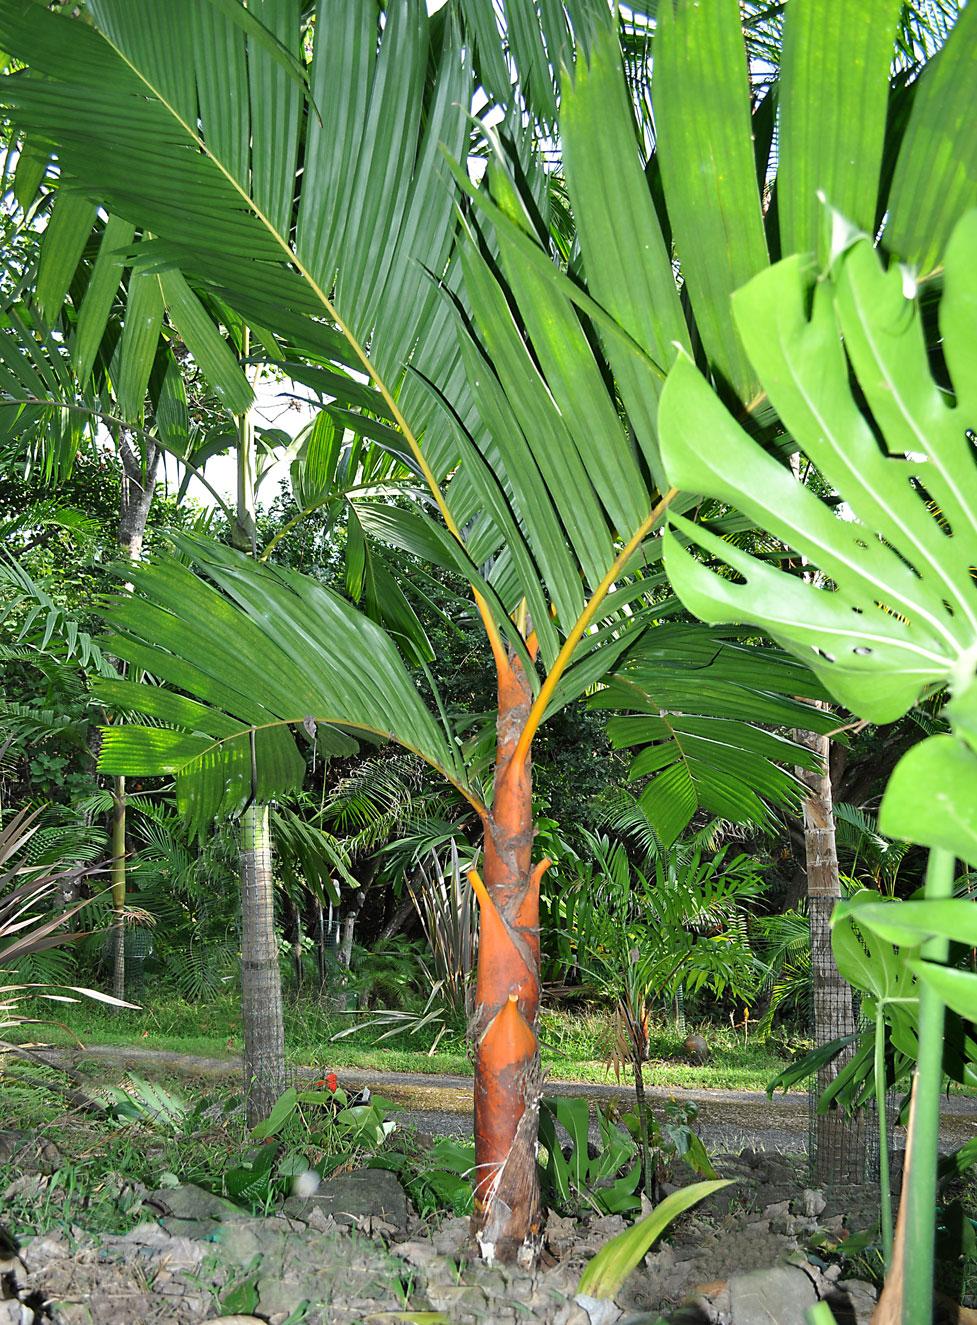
[2,0,973,1266]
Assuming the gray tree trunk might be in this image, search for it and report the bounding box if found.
[796,721,864,1187]
[110,433,160,1005]
[239,803,287,1126]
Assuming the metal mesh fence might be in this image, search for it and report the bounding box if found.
[805,894,895,1205]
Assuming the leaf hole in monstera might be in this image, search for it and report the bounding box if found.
[813,647,836,664]
[851,606,864,615]
[852,647,872,656]
[912,479,953,538]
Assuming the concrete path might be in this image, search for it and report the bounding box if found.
[41,1042,977,1156]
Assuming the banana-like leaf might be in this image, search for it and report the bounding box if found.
[659,211,977,726]
[94,533,477,831]
[590,626,837,845]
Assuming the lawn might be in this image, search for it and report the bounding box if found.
[20,993,799,1093]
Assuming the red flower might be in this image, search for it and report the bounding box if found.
[325,1072,338,1093]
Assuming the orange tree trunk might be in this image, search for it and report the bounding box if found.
[470,642,549,1264]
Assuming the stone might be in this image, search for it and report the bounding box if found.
[825,1278,877,1325]
[793,1189,826,1220]
[589,1215,627,1240]
[574,1295,622,1325]
[431,1215,470,1256]
[284,1169,410,1236]
[0,1301,33,1325]
[19,1233,68,1274]
[546,1211,579,1260]
[148,1183,239,1222]
[727,1264,818,1325]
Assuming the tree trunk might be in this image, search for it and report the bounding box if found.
[110,433,160,1004]
[110,778,127,1004]
[119,435,158,563]
[470,645,546,1265]
[796,722,863,1187]
[239,802,287,1126]
[233,334,288,1123]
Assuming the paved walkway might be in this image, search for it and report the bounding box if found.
[41,1042,977,1155]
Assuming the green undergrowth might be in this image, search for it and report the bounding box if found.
[11,994,801,1092]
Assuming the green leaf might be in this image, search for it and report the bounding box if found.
[777,0,902,259]
[659,213,977,725]
[290,409,340,511]
[909,961,977,1023]
[115,266,164,423]
[766,1035,859,1097]
[72,213,135,383]
[884,2,977,275]
[577,1180,734,1299]
[561,20,687,491]
[251,1086,298,1139]
[592,626,832,843]
[846,899,977,950]
[879,734,977,865]
[157,266,253,415]
[35,189,98,325]
[653,0,769,399]
[98,534,473,825]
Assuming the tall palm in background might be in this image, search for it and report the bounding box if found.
[1,0,974,1265]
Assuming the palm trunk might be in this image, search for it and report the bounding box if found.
[470,645,546,1265]
[234,336,287,1124]
[110,777,127,1003]
[239,802,286,1126]
[796,722,863,1187]
[110,432,159,1004]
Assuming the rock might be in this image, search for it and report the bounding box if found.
[148,1183,239,1222]
[546,1211,578,1260]
[825,1278,878,1325]
[19,1232,68,1275]
[727,1264,818,1324]
[284,1169,410,1236]
[0,1301,33,1325]
[588,1215,627,1240]
[430,1215,470,1256]
[793,1189,826,1220]
[574,1295,622,1325]
[553,1306,593,1325]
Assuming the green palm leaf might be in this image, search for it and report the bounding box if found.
[591,626,837,845]
[93,533,479,833]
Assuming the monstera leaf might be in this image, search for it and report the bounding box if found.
[659,211,977,728]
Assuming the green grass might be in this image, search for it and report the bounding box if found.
[14,993,799,1093]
